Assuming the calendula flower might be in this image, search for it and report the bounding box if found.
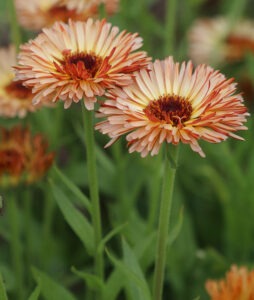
[0,126,54,187]
[0,45,45,118]
[15,19,150,110]
[15,0,118,31]
[64,0,119,16]
[95,57,248,157]
[188,17,254,65]
[206,265,254,300]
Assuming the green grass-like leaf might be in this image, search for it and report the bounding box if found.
[32,267,76,300]
[0,272,8,300]
[50,180,94,254]
[27,285,41,300]
[71,266,104,291]
[52,165,91,213]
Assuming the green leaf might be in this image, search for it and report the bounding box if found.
[103,269,123,300]
[122,239,151,300]
[28,285,41,300]
[50,181,94,254]
[107,244,151,300]
[97,223,128,255]
[52,165,91,213]
[32,267,76,300]
[0,272,8,300]
[71,267,104,291]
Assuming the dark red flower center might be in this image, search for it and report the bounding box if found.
[4,80,32,100]
[55,51,103,80]
[144,95,193,126]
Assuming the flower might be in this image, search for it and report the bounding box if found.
[95,57,249,157]
[15,0,119,31]
[15,19,150,110]
[188,17,254,65]
[206,265,254,300]
[0,126,54,187]
[0,45,46,118]
[63,0,119,16]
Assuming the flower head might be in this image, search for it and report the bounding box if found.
[63,0,119,16]
[0,45,48,118]
[15,0,119,31]
[95,57,248,157]
[188,17,254,65]
[206,265,254,300]
[15,19,150,110]
[0,126,54,187]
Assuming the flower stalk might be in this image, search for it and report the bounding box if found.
[81,103,104,283]
[153,145,179,300]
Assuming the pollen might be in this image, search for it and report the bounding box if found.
[144,95,193,126]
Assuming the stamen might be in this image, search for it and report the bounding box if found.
[144,95,193,126]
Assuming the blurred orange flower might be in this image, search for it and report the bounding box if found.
[0,126,54,187]
[188,17,254,65]
[206,265,254,300]
[63,0,119,16]
[0,45,48,118]
[15,19,150,110]
[95,57,248,157]
[15,0,119,31]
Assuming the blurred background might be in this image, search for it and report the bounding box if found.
[0,0,254,299]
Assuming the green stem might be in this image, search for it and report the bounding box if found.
[8,195,24,300]
[7,0,22,50]
[164,0,178,55]
[148,153,163,230]
[153,146,179,300]
[81,103,104,283]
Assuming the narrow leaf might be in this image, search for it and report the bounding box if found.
[32,267,76,300]
[107,248,151,300]
[122,239,151,300]
[28,285,41,300]
[97,223,128,254]
[52,165,91,213]
[71,267,104,291]
[0,272,8,300]
[50,181,94,254]
[103,269,124,300]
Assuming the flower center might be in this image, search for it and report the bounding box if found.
[55,51,103,80]
[48,6,80,22]
[144,95,193,126]
[226,35,254,60]
[4,81,32,100]
[0,149,24,176]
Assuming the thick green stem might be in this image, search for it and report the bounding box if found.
[164,0,178,55]
[8,196,24,300]
[7,0,22,50]
[153,146,179,300]
[81,103,104,284]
